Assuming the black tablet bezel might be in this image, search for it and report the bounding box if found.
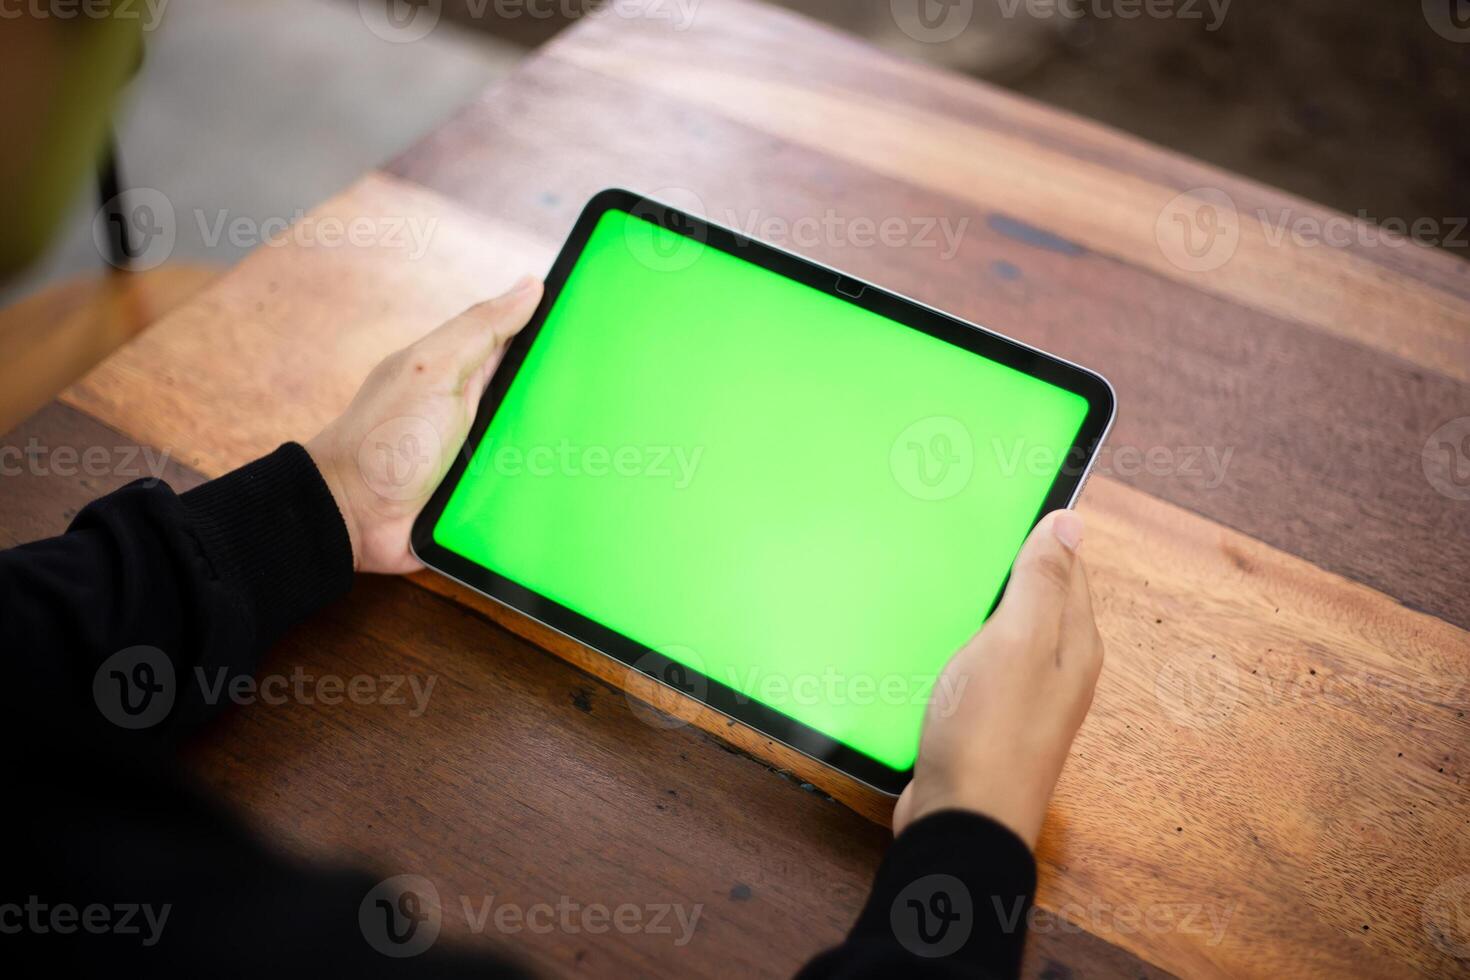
[410,188,1116,796]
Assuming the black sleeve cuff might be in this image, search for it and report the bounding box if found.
[180,443,354,648]
[848,809,1037,975]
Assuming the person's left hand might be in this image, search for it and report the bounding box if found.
[306,276,543,574]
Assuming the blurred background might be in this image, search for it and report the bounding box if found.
[8,0,1467,305]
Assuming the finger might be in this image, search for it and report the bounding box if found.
[1059,556,1103,679]
[990,509,1084,634]
[416,275,544,384]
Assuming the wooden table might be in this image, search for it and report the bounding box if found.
[4,2,1468,976]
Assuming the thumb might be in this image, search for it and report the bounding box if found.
[990,509,1084,632]
[417,275,544,387]
[892,781,916,836]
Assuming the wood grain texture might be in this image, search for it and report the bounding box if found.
[57,170,1470,977]
[0,401,207,547]
[556,4,1470,379]
[65,175,554,477]
[0,405,1168,980]
[0,265,218,433]
[386,6,1470,631]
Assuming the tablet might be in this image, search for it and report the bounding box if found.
[411,189,1115,795]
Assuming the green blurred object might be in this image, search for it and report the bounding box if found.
[0,6,145,280]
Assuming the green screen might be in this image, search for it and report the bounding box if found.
[435,209,1089,771]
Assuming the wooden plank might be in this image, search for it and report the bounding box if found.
[58,172,1470,977]
[190,575,1175,980]
[0,405,1170,980]
[551,3,1470,380]
[0,265,218,433]
[64,175,554,479]
[388,17,1470,629]
[0,401,206,547]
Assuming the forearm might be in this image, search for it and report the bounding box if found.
[2,443,536,974]
[797,810,1036,979]
[0,443,354,740]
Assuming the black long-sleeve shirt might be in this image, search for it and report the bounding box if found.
[1,443,1036,976]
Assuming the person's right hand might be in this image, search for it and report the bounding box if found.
[893,510,1104,848]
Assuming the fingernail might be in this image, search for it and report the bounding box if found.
[1053,510,1084,553]
[510,275,538,294]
